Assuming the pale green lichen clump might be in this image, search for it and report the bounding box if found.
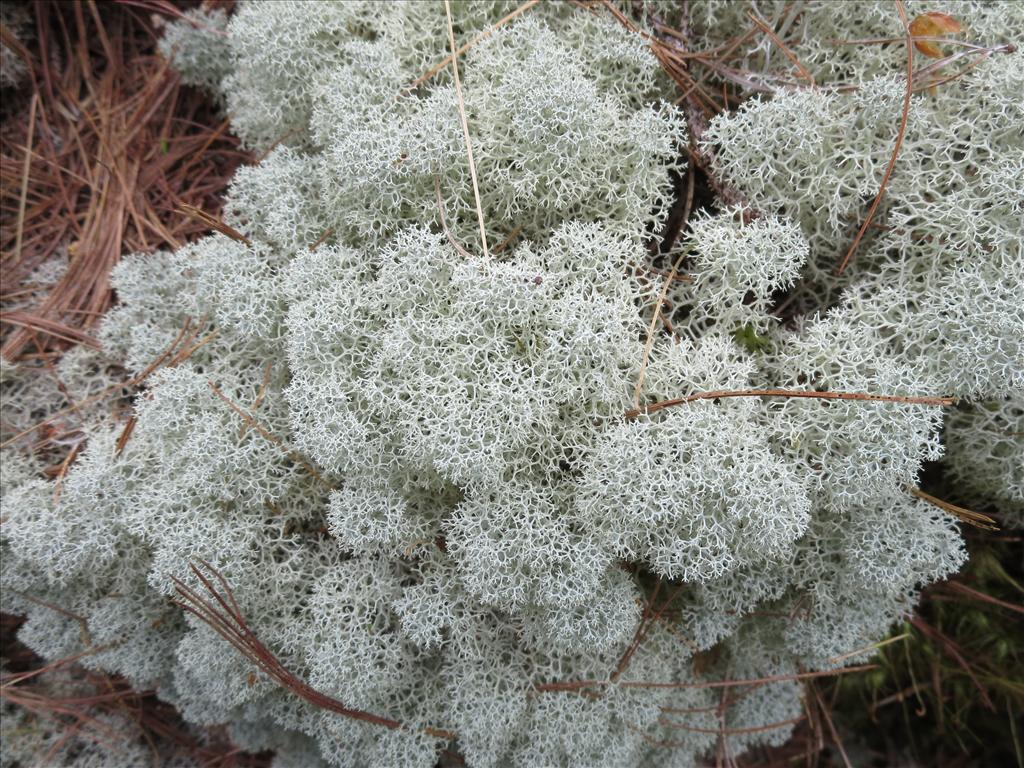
[2,2,1021,767]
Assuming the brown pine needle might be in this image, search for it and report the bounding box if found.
[308,227,334,252]
[435,175,473,258]
[625,388,954,419]
[114,414,138,457]
[613,579,663,683]
[910,615,996,711]
[942,581,1024,615]
[207,381,337,490]
[747,11,816,85]
[535,663,877,693]
[239,362,274,439]
[836,0,913,274]
[175,204,251,246]
[491,225,522,255]
[52,441,83,504]
[909,487,999,530]
[444,0,489,260]
[656,714,805,736]
[407,0,540,90]
[0,311,101,350]
[1,5,248,360]
[171,561,456,741]
[633,250,688,411]
[810,683,853,768]
[0,316,194,450]
[168,329,219,366]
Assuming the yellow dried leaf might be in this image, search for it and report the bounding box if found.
[909,11,964,58]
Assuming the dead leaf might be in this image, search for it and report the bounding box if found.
[909,11,964,58]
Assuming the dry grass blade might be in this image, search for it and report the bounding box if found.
[835,0,913,274]
[633,249,689,411]
[171,561,456,741]
[827,632,910,665]
[443,0,489,259]
[12,93,37,264]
